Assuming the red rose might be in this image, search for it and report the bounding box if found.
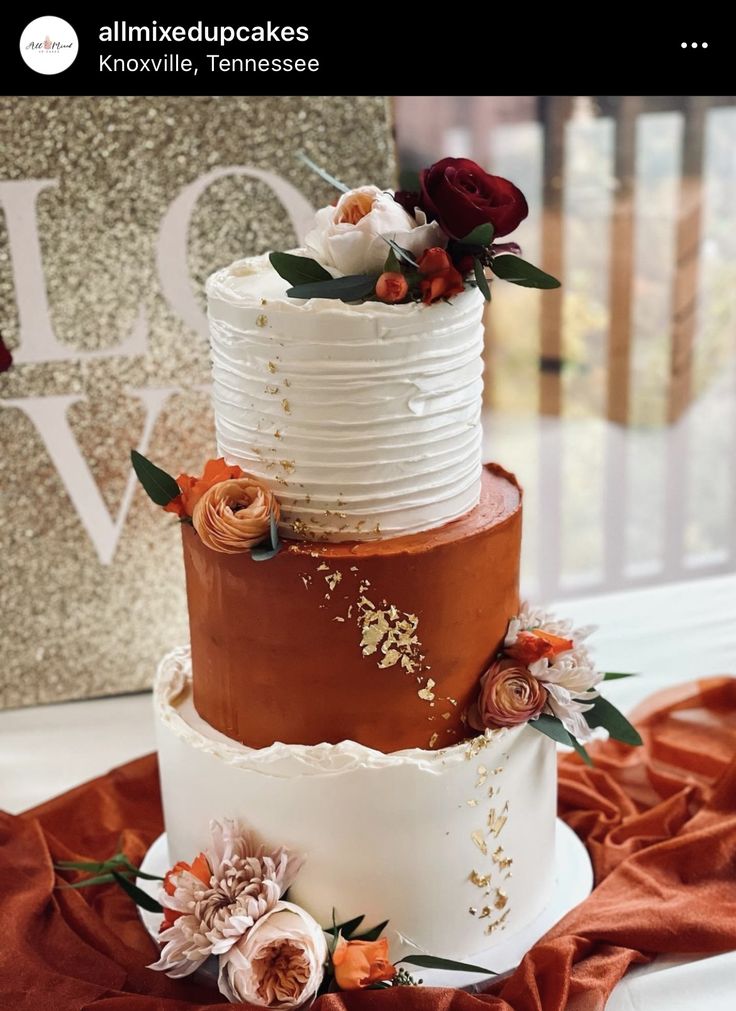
[392,189,421,216]
[418,247,465,304]
[0,333,12,374]
[420,158,528,239]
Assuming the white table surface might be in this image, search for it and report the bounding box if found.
[1,571,734,1006]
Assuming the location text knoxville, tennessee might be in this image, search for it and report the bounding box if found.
[99,53,320,73]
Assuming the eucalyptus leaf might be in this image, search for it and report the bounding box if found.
[603,671,636,681]
[570,735,593,766]
[286,274,378,303]
[398,954,495,975]
[383,237,418,268]
[529,712,574,747]
[585,696,642,746]
[111,871,163,913]
[251,510,281,562]
[490,254,561,289]
[269,251,332,286]
[473,258,491,301]
[353,919,390,942]
[384,246,401,274]
[459,223,494,247]
[297,152,350,193]
[130,450,180,507]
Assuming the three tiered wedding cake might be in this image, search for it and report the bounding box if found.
[130,158,635,1005]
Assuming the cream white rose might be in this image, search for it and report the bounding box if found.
[304,184,446,276]
[217,901,327,1008]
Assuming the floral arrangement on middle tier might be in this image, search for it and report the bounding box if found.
[269,156,560,305]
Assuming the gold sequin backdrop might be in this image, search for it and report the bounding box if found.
[0,96,395,709]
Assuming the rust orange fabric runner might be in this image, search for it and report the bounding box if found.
[1,676,735,1010]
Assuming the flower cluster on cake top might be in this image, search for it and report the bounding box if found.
[269,156,560,305]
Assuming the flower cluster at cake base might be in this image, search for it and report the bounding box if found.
[269,155,561,306]
[57,818,495,1007]
[470,605,642,760]
[130,452,282,560]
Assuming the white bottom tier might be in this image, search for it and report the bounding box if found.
[154,647,557,960]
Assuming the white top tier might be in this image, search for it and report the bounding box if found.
[206,254,486,542]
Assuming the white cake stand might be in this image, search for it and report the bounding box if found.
[138,819,592,990]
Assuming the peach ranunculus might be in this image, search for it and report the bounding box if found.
[305,185,446,276]
[332,936,396,990]
[505,628,574,666]
[375,271,409,304]
[218,901,328,1008]
[192,477,279,554]
[163,457,245,520]
[418,247,465,304]
[469,657,546,731]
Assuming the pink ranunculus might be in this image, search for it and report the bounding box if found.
[469,657,546,731]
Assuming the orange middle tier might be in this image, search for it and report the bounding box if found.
[182,463,522,752]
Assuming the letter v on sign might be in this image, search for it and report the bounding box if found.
[0,388,178,565]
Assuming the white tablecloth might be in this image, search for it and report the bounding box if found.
[1,572,734,1007]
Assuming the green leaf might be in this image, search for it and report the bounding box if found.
[269,251,332,287]
[603,671,636,681]
[473,258,491,301]
[286,274,378,303]
[130,450,180,507]
[325,914,365,938]
[59,873,117,889]
[111,871,163,913]
[570,735,593,766]
[353,919,390,942]
[251,510,281,562]
[459,223,494,246]
[585,696,642,746]
[297,152,350,193]
[529,712,574,747]
[384,246,401,274]
[384,237,418,269]
[397,955,495,975]
[490,254,561,289]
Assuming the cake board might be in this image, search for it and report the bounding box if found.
[137,818,592,990]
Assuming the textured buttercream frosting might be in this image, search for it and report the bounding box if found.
[155,648,556,961]
[206,254,486,542]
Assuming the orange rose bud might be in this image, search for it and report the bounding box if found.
[163,457,246,519]
[506,629,574,664]
[332,936,397,990]
[375,271,409,303]
[418,247,465,304]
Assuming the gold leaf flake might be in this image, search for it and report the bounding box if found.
[292,519,307,535]
[494,889,508,910]
[488,809,508,838]
[466,799,478,807]
[478,906,492,919]
[471,831,488,856]
[333,616,345,623]
[256,314,268,327]
[379,648,401,668]
[428,732,439,748]
[468,907,478,916]
[284,377,291,387]
[317,563,329,571]
[274,429,282,439]
[281,399,291,414]
[280,459,296,473]
[469,870,491,888]
[267,360,277,373]
[350,566,359,572]
[264,384,280,395]
[483,909,510,934]
[301,576,310,590]
[325,572,342,592]
[475,766,488,788]
[418,678,436,702]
